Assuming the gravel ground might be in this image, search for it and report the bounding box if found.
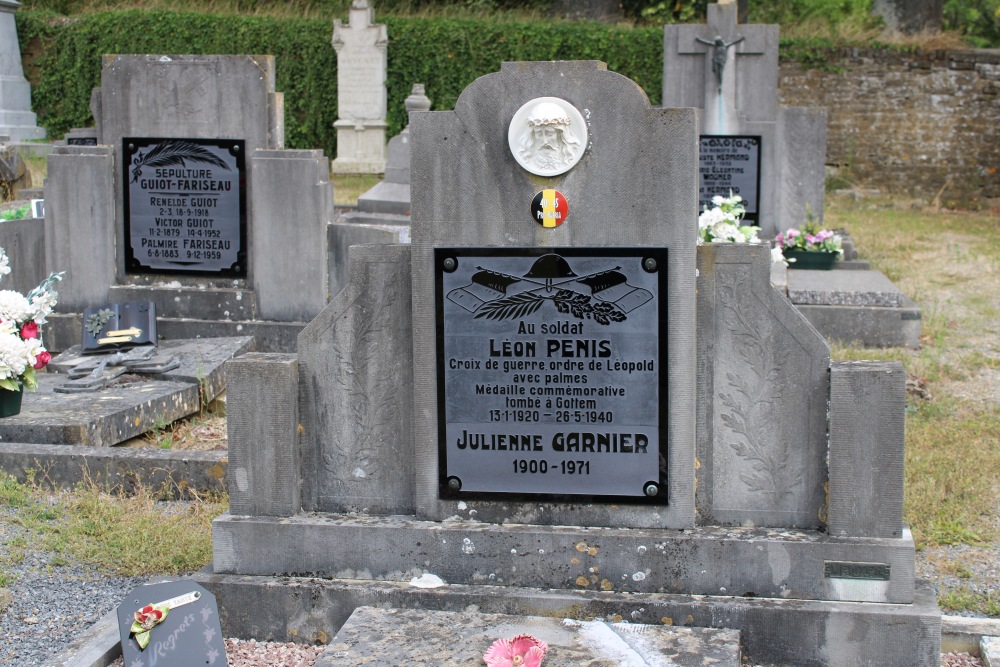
[0,506,145,666]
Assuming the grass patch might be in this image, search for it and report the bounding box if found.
[332,173,382,207]
[826,195,1000,549]
[0,473,226,576]
[939,587,1000,617]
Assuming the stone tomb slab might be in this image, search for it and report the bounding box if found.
[315,606,741,667]
[49,336,255,404]
[787,269,906,308]
[0,374,198,447]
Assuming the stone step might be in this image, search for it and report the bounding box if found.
[109,284,258,321]
[315,607,742,666]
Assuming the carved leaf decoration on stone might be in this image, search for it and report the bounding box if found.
[740,473,772,493]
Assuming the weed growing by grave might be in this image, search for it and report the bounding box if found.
[939,587,1000,617]
[0,205,30,221]
[0,472,226,576]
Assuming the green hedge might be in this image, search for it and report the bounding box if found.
[16,10,664,157]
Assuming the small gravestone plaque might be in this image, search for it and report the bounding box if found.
[116,580,226,667]
[67,136,98,146]
[81,300,156,353]
[123,138,247,276]
[699,135,761,221]
[436,248,668,504]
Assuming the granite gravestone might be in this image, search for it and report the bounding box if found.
[331,0,388,174]
[663,2,826,235]
[43,55,333,352]
[117,581,226,667]
[209,61,939,666]
[0,1,45,141]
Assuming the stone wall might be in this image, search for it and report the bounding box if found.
[778,48,1000,203]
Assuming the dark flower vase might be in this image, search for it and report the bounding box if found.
[0,386,23,417]
[785,249,838,270]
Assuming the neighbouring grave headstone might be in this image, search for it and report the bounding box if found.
[205,61,939,666]
[0,1,45,142]
[117,581,226,667]
[43,55,334,352]
[331,0,388,174]
[663,2,826,235]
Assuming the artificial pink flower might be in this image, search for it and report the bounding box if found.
[20,321,38,339]
[33,351,50,370]
[484,634,548,667]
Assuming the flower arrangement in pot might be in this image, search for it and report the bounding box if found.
[774,222,843,270]
[0,247,63,416]
[698,193,787,264]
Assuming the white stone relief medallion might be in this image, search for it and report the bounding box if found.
[508,97,587,177]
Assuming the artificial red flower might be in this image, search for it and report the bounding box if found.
[19,322,38,339]
[134,605,164,631]
[484,634,548,667]
[33,351,50,370]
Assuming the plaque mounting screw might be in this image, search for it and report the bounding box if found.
[643,258,657,272]
[442,257,457,272]
[447,476,462,492]
[643,483,659,497]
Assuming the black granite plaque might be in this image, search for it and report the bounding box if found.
[123,138,247,277]
[81,300,156,353]
[699,135,761,221]
[436,248,668,504]
[117,580,226,667]
[67,136,98,146]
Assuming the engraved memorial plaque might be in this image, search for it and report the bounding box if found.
[436,248,668,503]
[116,580,226,667]
[123,138,247,276]
[699,135,761,221]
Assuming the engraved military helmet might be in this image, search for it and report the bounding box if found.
[525,254,576,293]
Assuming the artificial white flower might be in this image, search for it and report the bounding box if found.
[0,290,33,325]
[698,207,725,229]
[0,332,30,380]
[29,291,58,323]
[0,251,10,279]
[22,337,43,366]
[710,222,741,243]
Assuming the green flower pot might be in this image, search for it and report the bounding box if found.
[785,249,838,270]
[0,386,22,418]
